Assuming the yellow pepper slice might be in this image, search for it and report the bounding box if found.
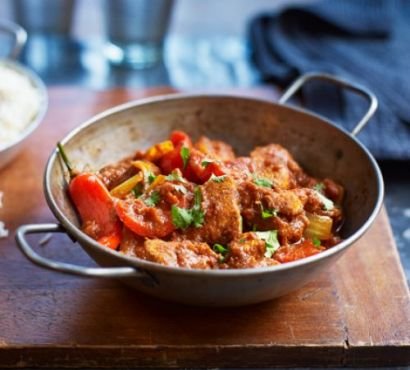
[132,160,160,175]
[110,172,143,198]
[145,174,166,194]
[144,140,174,162]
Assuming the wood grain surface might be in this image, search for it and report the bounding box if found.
[0,87,409,368]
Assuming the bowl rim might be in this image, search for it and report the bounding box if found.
[0,59,48,152]
[44,92,384,277]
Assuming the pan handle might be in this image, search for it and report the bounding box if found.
[16,223,157,285]
[0,20,27,60]
[278,72,378,137]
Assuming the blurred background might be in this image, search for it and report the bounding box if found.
[0,0,303,89]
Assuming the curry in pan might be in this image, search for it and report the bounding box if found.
[59,130,344,269]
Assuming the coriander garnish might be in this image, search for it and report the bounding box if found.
[312,237,321,248]
[144,191,161,207]
[171,206,193,229]
[315,191,334,211]
[191,186,204,227]
[255,230,280,258]
[166,170,185,182]
[210,174,226,183]
[253,177,273,188]
[313,182,325,193]
[213,243,229,262]
[147,172,156,184]
[180,146,190,169]
[132,183,144,198]
[261,207,278,219]
[213,243,228,255]
[171,187,204,229]
[201,160,213,168]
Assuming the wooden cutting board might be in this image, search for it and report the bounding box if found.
[0,87,409,368]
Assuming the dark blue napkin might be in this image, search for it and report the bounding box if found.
[248,0,410,160]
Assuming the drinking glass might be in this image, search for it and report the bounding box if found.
[12,0,75,35]
[104,0,174,68]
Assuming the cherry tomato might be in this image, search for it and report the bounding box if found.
[115,198,175,238]
[69,173,121,250]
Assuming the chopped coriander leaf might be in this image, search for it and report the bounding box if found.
[211,174,226,183]
[191,187,204,227]
[201,159,213,168]
[171,187,205,229]
[213,243,228,255]
[147,172,156,184]
[191,208,204,228]
[165,171,185,182]
[132,183,144,198]
[315,191,334,211]
[239,238,246,243]
[253,177,273,188]
[180,146,190,169]
[171,205,192,229]
[312,237,321,248]
[213,243,229,262]
[252,224,258,231]
[144,191,161,207]
[255,230,280,258]
[193,186,202,208]
[313,182,325,193]
[173,184,187,194]
[261,207,278,219]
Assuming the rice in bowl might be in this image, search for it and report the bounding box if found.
[0,63,41,149]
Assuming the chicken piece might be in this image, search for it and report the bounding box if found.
[251,144,305,189]
[141,239,219,269]
[238,181,308,244]
[224,233,280,269]
[155,180,195,209]
[269,214,309,244]
[119,226,145,257]
[184,176,242,245]
[98,156,136,190]
[323,178,344,204]
[294,187,343,223]
[224,157,255,182]
[195,136,236,162]
[239,181,304,220]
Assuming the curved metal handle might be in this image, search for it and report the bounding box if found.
[279,72,378,137]
[16,223,156,284]
[0,20,27,59]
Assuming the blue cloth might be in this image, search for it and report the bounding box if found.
[248,0,410,160]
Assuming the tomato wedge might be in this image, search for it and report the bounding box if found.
[170,130,192,147]
[160,145,225,183]
[159,130,226,183]
[186,149,225,183]
[115,198,175,238]
[69,173,121,250]
[274,240,325,263]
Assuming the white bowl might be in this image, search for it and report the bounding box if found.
[0,59,48,170]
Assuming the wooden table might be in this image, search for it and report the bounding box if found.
[0,88,409,368]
